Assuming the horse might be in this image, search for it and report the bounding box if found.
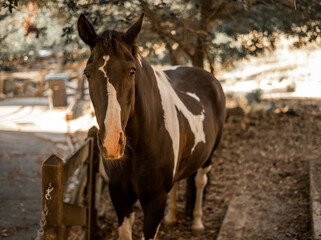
[77,13,225,240]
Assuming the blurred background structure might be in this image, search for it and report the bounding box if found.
[1,0,320,69]
[1,0,320,98]
[0,0,320,239]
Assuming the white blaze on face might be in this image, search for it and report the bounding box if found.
[99,55,123,158]
[154,69,206,176]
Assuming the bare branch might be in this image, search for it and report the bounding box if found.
[208,1,233,22]
[138,0,193,58]
[214,0,293,20]
[204,46,215,74]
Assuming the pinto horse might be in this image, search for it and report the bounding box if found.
[78,13,225,240]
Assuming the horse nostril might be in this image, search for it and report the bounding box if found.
[119,132,124,146]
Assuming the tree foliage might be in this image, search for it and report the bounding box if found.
[137,0,320,70]
[1,0,320,71]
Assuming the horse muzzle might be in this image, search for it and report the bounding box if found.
[97,131,126,160]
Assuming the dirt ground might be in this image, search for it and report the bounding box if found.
[94,98,321,240]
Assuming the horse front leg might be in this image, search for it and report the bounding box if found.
[140,191,167,240]
[192,165,212,236]
[109,181,137,240]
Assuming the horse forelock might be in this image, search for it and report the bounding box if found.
[95,30,140,60]
[96,30,122,54]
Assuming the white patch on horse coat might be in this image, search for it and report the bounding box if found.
[99,55,123,157]
[118,212,135,240]
[165,65,182,71]
[192,165,212,232]
[164,183,177,226]
[137,54,143,67]
[153,69,206,177]
[186,92,200,102]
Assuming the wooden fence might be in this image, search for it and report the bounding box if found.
[41,126,101,240]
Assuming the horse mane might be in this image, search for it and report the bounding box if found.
[96,30,140,58]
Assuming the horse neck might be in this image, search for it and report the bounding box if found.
[126,57,162,142]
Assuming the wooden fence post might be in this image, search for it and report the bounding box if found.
[87,127,99,240]
[42,155,64,240]
[41,126,100,240]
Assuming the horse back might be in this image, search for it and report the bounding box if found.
[164,66,225,130]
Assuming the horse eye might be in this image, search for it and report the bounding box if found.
[84,71,90,79]
[129,68,136,77]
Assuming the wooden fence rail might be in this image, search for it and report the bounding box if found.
[41,126,100,240]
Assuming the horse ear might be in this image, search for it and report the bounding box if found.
[78,14,97,47]
[124,13,144,45]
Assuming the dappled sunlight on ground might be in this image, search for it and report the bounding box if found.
[218,37,321,99]
[0,97,97,135]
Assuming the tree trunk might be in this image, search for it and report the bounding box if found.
[166,44,184,66]
[191,38,204,68]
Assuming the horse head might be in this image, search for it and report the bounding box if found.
[77,13,144,160]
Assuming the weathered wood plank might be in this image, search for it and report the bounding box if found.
[70,165,88,205]
[216,194,250,240]
[62,203,87,226]
[63,139,92,182]
[310,158,321,240]
[1,70,48,81]
[87,127,99,240]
